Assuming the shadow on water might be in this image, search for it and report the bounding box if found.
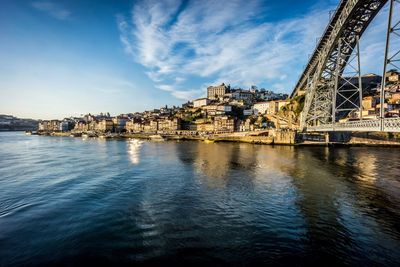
[175,142,400,266]
[287,146,400,266]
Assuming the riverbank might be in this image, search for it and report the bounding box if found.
[35,130,400,146]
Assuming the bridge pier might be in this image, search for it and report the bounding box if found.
[327,132,352,143]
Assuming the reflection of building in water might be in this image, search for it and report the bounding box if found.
[322,148,400,242]
[191,142,258,188]
[358,153,378,182]
[253,145,297,187]
[282,147,400,261]
[286,148,355,264]
[193,143,233,187]
[254,146,295,170]
[127,139,143,164]
[326,148,379,183]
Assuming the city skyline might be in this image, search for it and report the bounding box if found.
[1,1,400,266]
[0,0,392,119]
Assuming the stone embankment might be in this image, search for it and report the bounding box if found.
[125,132,275,144]
[37,130,400,146]
[328,132,400,146]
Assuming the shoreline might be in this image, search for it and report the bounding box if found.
[30,130,400,147]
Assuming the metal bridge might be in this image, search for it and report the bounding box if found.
[291,0,400,132]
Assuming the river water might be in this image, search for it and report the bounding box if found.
[0,132,399,266]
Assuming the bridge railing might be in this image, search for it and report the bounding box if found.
[383,118,400,132]
[307,118,400,132]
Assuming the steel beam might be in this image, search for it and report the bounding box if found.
[297,0,394,132]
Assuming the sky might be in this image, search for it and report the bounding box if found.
[0,0,395,119]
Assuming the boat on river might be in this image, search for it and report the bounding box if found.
[82,132,97,138]
[70,132,82,137]
[25,131,38,135]
[149,134,165,141]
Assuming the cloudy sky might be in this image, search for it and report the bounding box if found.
[0,0,394,119]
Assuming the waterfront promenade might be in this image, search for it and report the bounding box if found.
[36,129,400,146]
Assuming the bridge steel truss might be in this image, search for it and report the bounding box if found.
[292,0,400,133]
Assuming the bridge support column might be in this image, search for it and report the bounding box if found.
[380,0,399,131]
[356,35,363,121]
[332,35,363,126]
[332,39,341,128]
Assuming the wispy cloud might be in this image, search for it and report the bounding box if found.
[32,1,71,20]
[118,0,390,100]
[156,84,199,100]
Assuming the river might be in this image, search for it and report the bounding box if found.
[0,132,399,266]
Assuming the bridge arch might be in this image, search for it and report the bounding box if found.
[291,0,400,132]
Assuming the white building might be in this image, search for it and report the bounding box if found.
[217,105,232,113]
[253,102,270,115]
[193,98,210,108]
[231,89,254,100]
[243,109,253,116]
[258,90,288,101]
[202,105,232,115]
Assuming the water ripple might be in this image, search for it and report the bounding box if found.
[0,133,400,266]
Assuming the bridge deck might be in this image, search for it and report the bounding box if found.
[307,118,400,132]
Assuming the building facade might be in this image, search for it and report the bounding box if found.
[97,119,114,132]
[231,89,254,101]
[193,98,210,108]
[158,118,181,131]
[214,116,235,133]
[112,117,127,132]
[207,83,229,99]
[125,120,144,133]
[253,102,270,115]
[267,100,290,115]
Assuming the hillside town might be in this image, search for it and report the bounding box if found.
[38,85,291,136]
[36,70,400,138]
[0,114,38,131]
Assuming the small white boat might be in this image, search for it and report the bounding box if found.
[82,132,96,139]
[25,131,38,135]
[149,134,165,141]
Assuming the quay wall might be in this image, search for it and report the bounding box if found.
[329,132,400,146]
[37,130,400,146]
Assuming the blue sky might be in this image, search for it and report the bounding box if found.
[0,0,393,119]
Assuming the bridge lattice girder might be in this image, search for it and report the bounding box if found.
[290,0,388,128]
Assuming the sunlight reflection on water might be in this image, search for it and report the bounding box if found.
[0,132,399,266]
[127,139,143,164]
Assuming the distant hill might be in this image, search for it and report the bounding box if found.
[0,114,38,131]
